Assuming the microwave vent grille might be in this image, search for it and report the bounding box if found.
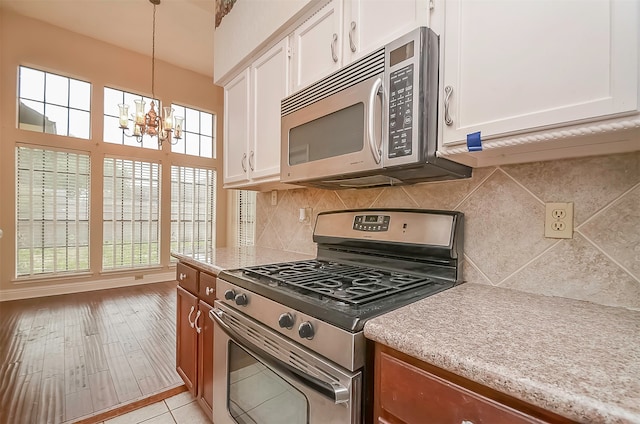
[282,47,385,116]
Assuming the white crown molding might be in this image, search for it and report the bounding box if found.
[439,117,640,156]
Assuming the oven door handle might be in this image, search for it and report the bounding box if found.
[210,308,350,405]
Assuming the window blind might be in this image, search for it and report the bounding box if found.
[103,158,161,270]
[171,166,216,260]
[16,147,90,277]
[232,190,256,247]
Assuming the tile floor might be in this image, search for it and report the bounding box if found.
[99,391,210,424]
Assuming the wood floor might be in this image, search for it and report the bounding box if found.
[0,281,183,424]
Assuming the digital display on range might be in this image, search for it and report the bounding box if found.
[353,215,390,232]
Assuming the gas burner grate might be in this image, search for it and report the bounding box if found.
[242,260,436,306]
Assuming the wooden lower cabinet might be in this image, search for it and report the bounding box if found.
[176,263,216,421]
[176,286,198,393]
[197,300,214,417]
[374,343,574,424]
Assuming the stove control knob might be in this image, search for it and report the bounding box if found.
[278,313,294,329]
[298,322,314,340]
[234,293,248,306]
[224,290,236,301]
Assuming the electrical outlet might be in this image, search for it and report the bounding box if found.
[545,202,573,239]
[271,190,278,206]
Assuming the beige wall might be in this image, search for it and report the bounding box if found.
[0,10,225,294]
[255,151,640,311]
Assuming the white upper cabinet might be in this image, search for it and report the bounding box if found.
[223,69,250,185]
[342,0,428,64]
[438,0,639,150]
[290,0,343,93]
[223,39,289,189]
[213,0,312,84]
[250,39,289,182]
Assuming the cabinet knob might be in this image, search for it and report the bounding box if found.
[205,286,214,296]
[461,421,474,424]
[178,272,186,280]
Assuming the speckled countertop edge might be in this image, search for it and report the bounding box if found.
[171,247,315,276]
[364,283,640,424]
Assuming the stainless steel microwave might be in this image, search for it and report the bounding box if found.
[281,27,471,189]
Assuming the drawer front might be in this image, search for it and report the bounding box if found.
[176,262,198,295]
[199,272,216,304]
[379,352,542,424]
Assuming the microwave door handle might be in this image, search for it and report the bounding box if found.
[210,308,350,404]
[368,77,383,164]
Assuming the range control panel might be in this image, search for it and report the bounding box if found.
[353,215,390,232]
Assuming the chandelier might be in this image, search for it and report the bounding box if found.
[117,0,182,146]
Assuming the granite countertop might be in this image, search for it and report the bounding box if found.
[171,247,314,275]
[364,283,640,424]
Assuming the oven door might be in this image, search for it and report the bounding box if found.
[210,301,361,424]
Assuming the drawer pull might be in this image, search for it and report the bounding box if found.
[348,21,357,52]
[205,286,214,296]
[331,33,338,62]
[178,272,186,281]
[187,306,195,328]
[444,85,454,126]
[461,421,474,424]
[194,310,202,334]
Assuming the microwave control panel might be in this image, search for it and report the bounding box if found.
[388,64,414,159]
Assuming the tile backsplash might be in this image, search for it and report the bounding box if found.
[255,152,640,310]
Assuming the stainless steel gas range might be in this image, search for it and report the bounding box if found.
[210,209,464,424]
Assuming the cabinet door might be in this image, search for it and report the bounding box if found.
[440,0,639,146]
[376,348,545,424]
[197,300,214,420]
[250,38,289,181]
[291,0,343,93]
[223,68,251,185]
[343,0,428,64]
[176,286,198,395]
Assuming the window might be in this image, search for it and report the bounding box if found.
[231,190,256,247]
[16,147,90,277]
[171,166,217,260]
[103,158,161,270]
[103,87,159,149]
[18,66,91,139]
[170,104,215,158]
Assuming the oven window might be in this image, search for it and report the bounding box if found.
[228,341,309,424]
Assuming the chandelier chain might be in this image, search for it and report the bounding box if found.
[151,3,156,99]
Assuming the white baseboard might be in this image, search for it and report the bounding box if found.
[0,272,176,302]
